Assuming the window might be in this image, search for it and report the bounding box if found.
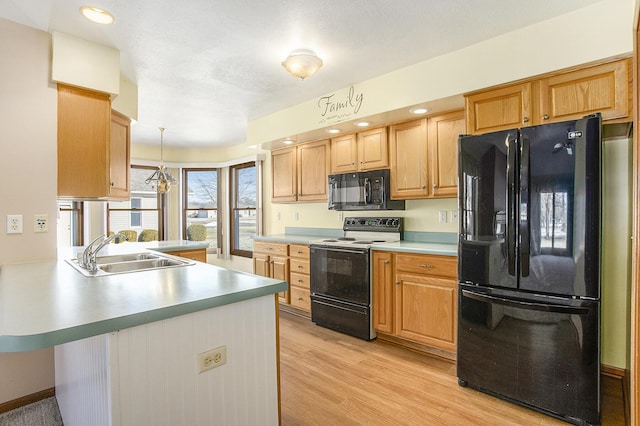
[231,162,256,257]
[57,201,83,247]
[108,166,161,240]
[183,168,219,249]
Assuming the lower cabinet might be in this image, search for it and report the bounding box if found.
[168,248,207,262]
[372,251,458,354]
[288,244,311,311]
[253,241,290,304]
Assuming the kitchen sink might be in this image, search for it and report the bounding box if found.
[66,252,195,277]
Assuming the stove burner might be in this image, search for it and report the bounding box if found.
[323,239,338,242]
[338,237,356,241]
[353,241,373,244]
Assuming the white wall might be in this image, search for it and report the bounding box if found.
[0,18,58,403]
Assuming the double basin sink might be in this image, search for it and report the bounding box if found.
[67,252,195,277]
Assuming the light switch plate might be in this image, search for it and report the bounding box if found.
[438,210,447,223]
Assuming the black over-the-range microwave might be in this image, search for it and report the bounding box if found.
[328,169,405,211]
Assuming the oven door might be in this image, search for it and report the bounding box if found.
[309,245,370,305]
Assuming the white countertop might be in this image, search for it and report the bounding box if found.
[0,242,286,352]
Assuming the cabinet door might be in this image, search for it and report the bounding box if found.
[173,249,207,262]
[272,147,297,202]
[389,119,428,199]
[58,84,111,198]
[538,59,630,123]
[271,255,290,303]
[357,127,388,171]
[253,253,270,277]
[372,251,394,334]
[331,133,358,173]
[297,139,330,202]
[465,82,533,134]
[109,110,131,199]
[427,110,464,198]
[395,272,457,351]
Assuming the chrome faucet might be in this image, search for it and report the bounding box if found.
[81,233,127,272]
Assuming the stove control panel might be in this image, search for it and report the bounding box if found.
[343,217,403,232]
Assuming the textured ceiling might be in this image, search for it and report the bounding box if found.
[1,0,603,148]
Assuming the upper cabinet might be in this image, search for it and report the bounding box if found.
[389,112,463,200]
[330,127,389,173]
[272,139,330,203]
[57,84,130,200]
[465,58,631,134]
[427,110,465,198]
[389,118,429,199]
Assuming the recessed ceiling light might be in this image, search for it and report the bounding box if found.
[327,129,340,134]
[283,139,293,145]
[410,107,428,115]
[80,6,115,24]
[355,121,370,127]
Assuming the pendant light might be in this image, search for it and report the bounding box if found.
[145,127,177,193]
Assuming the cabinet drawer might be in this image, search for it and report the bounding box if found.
[289,244,310,259]
[170,249,207,262]
[395,253,457,278]
[290,258,310,275]
[253,241,288,256]
[290,286,311,311]
[289,272,310,290]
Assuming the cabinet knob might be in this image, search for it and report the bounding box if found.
[111,182,115,187]
[395,280,401,285]
[419,264,433,269]
[543,114,549,120]
[433,184,438,189]
[298,297,304,301]
[352,162,355,165]
[421,185,426,189]
[523,117,529,123]
[384,260,389,264]
[297,265,303,269]
[298,279,303,283]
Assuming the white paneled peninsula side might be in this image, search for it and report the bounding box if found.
[0,243,287,426]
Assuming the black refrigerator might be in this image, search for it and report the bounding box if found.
[456,114,601,425]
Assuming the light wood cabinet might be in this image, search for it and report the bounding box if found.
[330,127,388,173]
[253,241,290,303]
[389,118,429,199]
[465,58,631,134]
[289,244,310,312]
[372,251,458,354]
[168,248,207,263]
[57,84,130,199]
[272,139,330,203]
[427,110,465,198]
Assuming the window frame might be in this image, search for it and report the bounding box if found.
[107,165,162,239]
[182,167,220,251]
[230,161,257,258]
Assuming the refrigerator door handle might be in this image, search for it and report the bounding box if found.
[506,135,517,276]
[461,289,590,315]
[519,137,530,277]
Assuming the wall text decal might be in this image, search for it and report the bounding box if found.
[317,86,364,125]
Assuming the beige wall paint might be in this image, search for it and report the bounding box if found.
[601,137,633,367]
[0,18,57,403]
[248,0,634,146]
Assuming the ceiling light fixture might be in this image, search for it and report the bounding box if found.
[410,107,428,115]
[80,6,115,24]
[355,121,370,127]
[145,128,177,193]
[327,129,340,134]
[283,139,294,145]
[282,50,323,80]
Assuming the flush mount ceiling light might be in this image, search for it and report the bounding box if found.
[282,50,323,80]
[80,6,115,24]
[145,128,177,193]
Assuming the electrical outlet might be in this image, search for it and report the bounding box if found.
[438,210,447,223]
[276,211,281,221]
[7,215,23,234]
[338,211,343,222]
[198,346,227,373]
[294,211,300,221]
[34,214,48,233]
[450,210,458,223]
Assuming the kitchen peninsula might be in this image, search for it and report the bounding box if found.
[0,242,287,425]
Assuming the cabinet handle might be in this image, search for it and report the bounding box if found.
[298,297,304,301]
[111,182,115,187]
[523,117,529,123]
[395,280,401,285]
[432,184,438,189]
[297,265,303,269]
[421,185,426,189]
[419,264,433,268]
[384,260,389,264]
[543,114,549,120]
[298,279,303,283]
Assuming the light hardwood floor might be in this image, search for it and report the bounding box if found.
[279,311,625,426]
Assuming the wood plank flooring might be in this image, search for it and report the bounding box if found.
[279,311,626,426]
